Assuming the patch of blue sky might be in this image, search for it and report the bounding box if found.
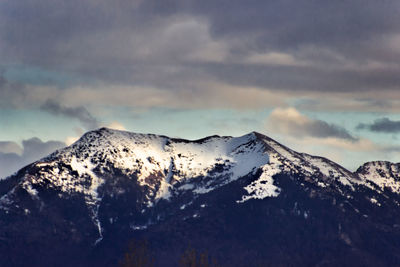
[101,107,272,140]
[0,109,78,143]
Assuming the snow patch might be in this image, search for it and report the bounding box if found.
[370,198,381,206]
[130,224,148,231]
[237,163,281,203]
[22,182,38,198]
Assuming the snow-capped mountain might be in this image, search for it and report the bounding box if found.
[0,128,399,266]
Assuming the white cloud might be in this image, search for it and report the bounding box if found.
[266,107,356,140]
[245,52,306,66]
[106,121,126,131]
[264,107,400,170]
[65,136,79,146]
[279,135,400,170]
[290,136,380,153]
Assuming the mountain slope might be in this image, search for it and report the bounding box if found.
[0,128,399,266]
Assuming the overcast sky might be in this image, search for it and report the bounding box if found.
[1,0,400,177]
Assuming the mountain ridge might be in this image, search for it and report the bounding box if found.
[0,128,399,266]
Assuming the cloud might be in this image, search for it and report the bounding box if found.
[21,138,65,162]
[65,136,80,146]
[293,94,400,113]
[40,99,100,130]
[264,107,400,169]
[0,138,65,179]
[1,0,400,99]
[266,107,357,141]
[0,141,22,155]
[0,0,400,117]
[244,52,307,66]
[357,118,400,133]
[0,73,61,109]
[56,82,288,110]
[107,121,126,131]
[1,0,400,174]
[276,134,400,171]
[297,137,381,153]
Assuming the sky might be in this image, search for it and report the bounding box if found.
[1,0,400,178]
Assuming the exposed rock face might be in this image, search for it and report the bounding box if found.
[0,128,399,266]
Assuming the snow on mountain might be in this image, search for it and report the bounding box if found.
[28,128,271,204]
[1,128,400,240]
[2,128,399,214]
[356,161,400,193]
[1,128,400,266]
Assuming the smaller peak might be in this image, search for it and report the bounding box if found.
[356,161,400,175]
[245,131,258,139]
[239,131,259,138]
[94,127,119,133]
[98,127,110,131]
[359,161,396,168]
[245,131,275,142]
[250,131,264,138]
[85,127,124,136]
[77,127,116,143]
[189,134,222,144]
[246,131,271,138]
[231,131,264,144]
[83,127,111,135]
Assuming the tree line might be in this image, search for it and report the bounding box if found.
[120,240,221,267]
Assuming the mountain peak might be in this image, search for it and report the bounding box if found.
[355,161,400,192]
[10,128,397,215]
[1,129,400,266]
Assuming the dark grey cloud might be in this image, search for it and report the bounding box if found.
[305,120,356,141]
[0,73,28,108]
[267,108,357,141]
[40,100,99,130]
[357,118,400,133]
[192,63,400,92]
[0,138,65,179]
[1,0,400,105]
[21,138,66,162]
